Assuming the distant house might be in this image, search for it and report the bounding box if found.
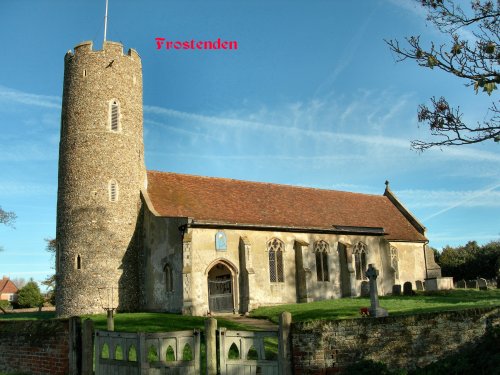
[0,276,19,303]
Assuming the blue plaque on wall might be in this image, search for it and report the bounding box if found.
[215,230,227,251]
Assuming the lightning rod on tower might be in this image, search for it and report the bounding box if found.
[104,0,109,42]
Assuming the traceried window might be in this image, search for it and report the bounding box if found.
[268,238,284,282]
[164,264,173,292]
[353,242,368,280]
[109,100,120,132]
[314,240,330,282]
[390,246,399,280]
[109,180,118,202]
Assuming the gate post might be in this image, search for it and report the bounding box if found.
[81,319,94,375]
[139,332,148,373]
[278,312,292,375]
[69,316,82,375]
[205,318,218,375]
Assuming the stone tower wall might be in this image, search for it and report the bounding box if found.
[56,41,145,317]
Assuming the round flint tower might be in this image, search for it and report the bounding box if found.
[56,41,145,317]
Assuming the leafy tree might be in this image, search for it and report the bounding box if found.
[437,240,500,279]
[386,0,500,150]
[17,279,44,308]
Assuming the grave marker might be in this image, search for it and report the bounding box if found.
[365,264,388,318]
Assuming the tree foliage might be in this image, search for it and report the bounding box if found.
[0,206,16,227]
[42,238,57,305]
[17,280,44,308]
[437,240,500,280]
[386,0,500,150]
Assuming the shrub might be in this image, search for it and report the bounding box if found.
[0,300,10,310]
[17,280,44,308]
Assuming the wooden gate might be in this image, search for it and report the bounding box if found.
[219,328,279,375]
[94,329,200,375]
[208,278,233,312]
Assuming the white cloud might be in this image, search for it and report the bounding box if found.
[0,143,58,162]
[386,0,428,18]
[395,182,500,215]
[0,181,56,196]
[0,85,61,109]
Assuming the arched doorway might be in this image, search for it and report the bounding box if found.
[207,262,234,313]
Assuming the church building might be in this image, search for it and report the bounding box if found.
[55,40,440,318]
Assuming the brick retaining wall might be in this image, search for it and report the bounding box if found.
[291,307,500,374]
[0,318,74,375]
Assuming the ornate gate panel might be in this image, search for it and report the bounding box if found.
[94,329,200,375]
[219,328,279,375]
[208,278,234,312]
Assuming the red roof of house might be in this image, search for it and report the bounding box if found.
[0,277,18,294]
[145,171,426,242]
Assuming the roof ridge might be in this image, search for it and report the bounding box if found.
[147,170,384,198]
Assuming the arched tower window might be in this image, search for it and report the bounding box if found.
[353,242,368,280]
[164,264,173,292]
[76,254,82,270]
[109,100,121,132]
[314,240,329,282]
[109,180,118,202]
[268,238,284,283]
[390,246,399,281]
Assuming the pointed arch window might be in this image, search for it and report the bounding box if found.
[314,240,330,282]
[109,180,118,202]
[164,264,173,292]
[268,238,284,282]
[390,246,399,280]
[353,242,368,280]
[109,100,121,132]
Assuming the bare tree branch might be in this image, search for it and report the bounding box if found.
[386,0,500,150]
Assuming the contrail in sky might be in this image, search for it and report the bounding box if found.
[423,181,500,222]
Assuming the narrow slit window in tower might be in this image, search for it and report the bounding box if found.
[110,100,120,132]
[109,180,118,202]
[76,255,82,270]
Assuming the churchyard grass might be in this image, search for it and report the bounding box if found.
[0,311,56,320]
[250,289,500,323]
[0,289,498,329]
[85,312,253,332]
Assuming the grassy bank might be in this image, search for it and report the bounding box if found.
[1,289,499,330]
[250,289,500,323]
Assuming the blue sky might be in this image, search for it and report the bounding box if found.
[0,0,499,289]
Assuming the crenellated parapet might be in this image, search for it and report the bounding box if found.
[66,40,140,59]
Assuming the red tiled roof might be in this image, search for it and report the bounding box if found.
[0,278,18,294]
[146,171,426,242]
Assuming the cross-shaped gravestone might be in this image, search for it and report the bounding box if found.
[365,264,388,318]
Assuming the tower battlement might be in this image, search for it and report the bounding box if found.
[66,40,140,60]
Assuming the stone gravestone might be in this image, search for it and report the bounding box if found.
[403,281,414,296]
[360,281,370,297]
[392,284,401,296]
[415,280,424,291]
[457,280,466,289]
[467,280,478,289]
[477,278,488,291]
[365,264,388,317]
